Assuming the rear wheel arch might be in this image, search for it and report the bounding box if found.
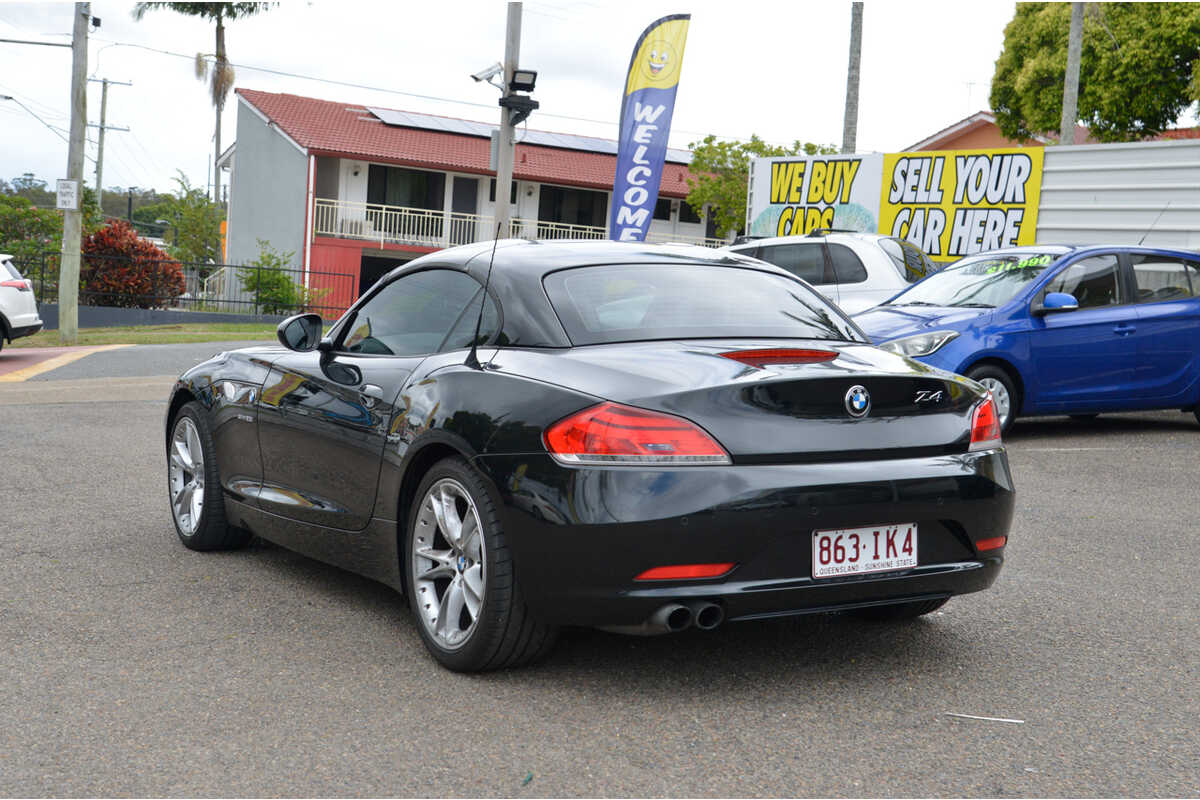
[395,441,497,587]
[0,311,11,342]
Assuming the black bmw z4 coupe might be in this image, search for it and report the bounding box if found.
[165,240,1014,671]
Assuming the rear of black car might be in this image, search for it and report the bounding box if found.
[471,260,1014,629]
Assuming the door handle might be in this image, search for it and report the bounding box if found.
[1113,324,1136,336]
[360,383,384,408]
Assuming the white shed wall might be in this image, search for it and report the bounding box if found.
[1037,139,1200,250]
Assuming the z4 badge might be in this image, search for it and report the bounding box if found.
[915,389,944,404]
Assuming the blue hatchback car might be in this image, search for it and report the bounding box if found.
[853,245,1200,432]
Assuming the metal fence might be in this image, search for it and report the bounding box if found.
[17,251,356,319]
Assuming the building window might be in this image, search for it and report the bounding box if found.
[538,185,607,229]
[489,179,519,205]
[653,198,672,221]
[367,165,445,211]
[679,201,702,224]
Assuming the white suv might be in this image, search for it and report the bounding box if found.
[722,231,938,314]
[0,254,43,351]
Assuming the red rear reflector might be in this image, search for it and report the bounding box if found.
[0,279,30,291]
[976,536,1007,551]
[968,396,1002,451]
[543,402,730,466]
[720,348,837,367]
[635,563,736,581]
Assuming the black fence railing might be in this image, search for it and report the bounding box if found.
[16,251,356,319]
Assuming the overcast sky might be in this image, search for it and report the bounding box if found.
[0,0,1020,196]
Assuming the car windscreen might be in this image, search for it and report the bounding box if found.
[883,251,1063,308]
[543,264,866,345]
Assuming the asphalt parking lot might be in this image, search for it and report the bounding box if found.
[1,343,1197,797]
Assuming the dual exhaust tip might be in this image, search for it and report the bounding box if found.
[600,601,725,636]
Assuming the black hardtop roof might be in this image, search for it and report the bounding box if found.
[384,238,784,284]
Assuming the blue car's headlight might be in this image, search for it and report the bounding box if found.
[879,330,959,357]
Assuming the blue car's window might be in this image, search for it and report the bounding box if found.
[544,264,865,345]
[1130,255,1196,303]
[885,251,1063,308]
[1044,255,1122,308]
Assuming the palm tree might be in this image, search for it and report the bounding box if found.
[841,1,863,154]
[132,3,273,199]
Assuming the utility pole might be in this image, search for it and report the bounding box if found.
[1059,2,1084,145]
[841,1,863,154]
[89,77,131,201]
[59,2,89,345]
[494,1,521,239]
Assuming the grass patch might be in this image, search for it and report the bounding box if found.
[11,322,278,348]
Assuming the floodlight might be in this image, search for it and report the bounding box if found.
[509,69,537,93]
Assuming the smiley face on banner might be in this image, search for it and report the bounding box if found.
[641,39,682,85]
[624,17,690,94]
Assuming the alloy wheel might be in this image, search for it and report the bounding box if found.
[168,416,205,535]
[411,478,486,650]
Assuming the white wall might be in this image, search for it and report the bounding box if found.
[1038,140,1200,250]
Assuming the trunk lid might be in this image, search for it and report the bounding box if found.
[491,339,986,462]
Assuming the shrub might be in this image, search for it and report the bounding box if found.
[81,219,185,308]
[239,240,330,315]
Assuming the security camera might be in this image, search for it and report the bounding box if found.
[471,62,504,83]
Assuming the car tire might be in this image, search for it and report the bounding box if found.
[166,402,251,551]
[966,365,1017,435]
[851,597,949,621]
[405,457,557,672]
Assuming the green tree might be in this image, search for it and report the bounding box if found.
[142,172,225,266]
[238,240,328,315]
[132,2,273,193]
[685,135,837,237]
[991,3,1200,143]
[0,194,62,267]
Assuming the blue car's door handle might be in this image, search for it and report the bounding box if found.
[1113,323,1136,336]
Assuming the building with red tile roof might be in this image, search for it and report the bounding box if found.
[222,89,717,310]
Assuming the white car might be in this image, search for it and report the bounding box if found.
[0,254,43,351]
[722,231,938,314]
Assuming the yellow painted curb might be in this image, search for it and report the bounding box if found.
[0,344,132,383]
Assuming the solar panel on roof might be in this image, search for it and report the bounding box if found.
[365,106,692,164]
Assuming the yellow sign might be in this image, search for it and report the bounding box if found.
[624,17,690,94]
[765,155,878,237]
[879,148,1044,261]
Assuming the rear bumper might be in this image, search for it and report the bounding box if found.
[474,449,1015,626]
[8,321,43,340]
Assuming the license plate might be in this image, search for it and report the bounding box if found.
[812,523,918,579]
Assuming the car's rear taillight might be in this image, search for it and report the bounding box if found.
[720,348,837,367]
[968,396,1002,451]
[0,279,30,292]
[543,402,731,466]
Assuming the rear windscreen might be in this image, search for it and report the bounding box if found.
[1,259,21,280]
[543,264,865,345]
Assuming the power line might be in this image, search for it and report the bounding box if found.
[91,37,785,147]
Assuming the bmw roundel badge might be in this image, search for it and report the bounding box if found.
[844,385,871,418]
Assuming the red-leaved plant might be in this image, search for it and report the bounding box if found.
[81,220,186,308]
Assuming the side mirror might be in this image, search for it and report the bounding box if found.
[1033,292,1079,316]
[276,313,323,351]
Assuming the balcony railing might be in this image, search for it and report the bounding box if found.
[312,198,729,249]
